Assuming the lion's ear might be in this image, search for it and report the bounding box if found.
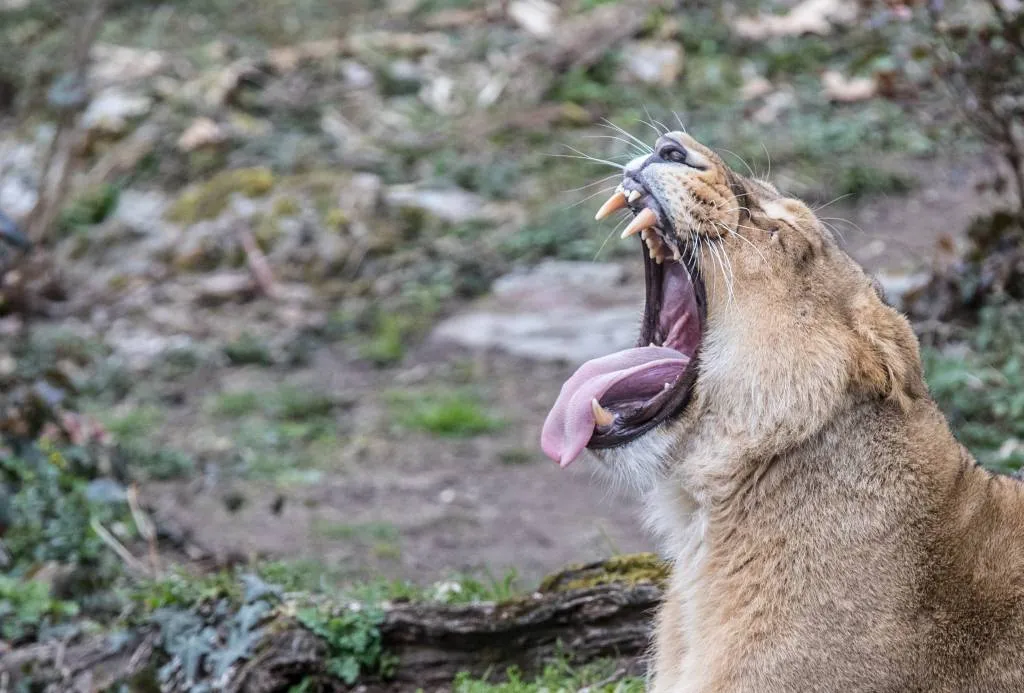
[850,292,926,410]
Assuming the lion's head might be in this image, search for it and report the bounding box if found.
[541,132,925,491]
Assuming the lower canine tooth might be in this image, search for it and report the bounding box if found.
[591,398,615,428]
[627,190,642,203]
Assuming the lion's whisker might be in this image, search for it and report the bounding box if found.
[599,120,653,152]
[559,173,624,194]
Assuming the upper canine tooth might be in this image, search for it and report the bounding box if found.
[595,191,628,221]
[620,208,658,239]
[627,190,642,204]
[591,398,615,428]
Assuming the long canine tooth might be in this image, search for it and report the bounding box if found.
[595,191,627,221]
[591,398,615,428]
[627,190,642,203]
[620,208,658,239]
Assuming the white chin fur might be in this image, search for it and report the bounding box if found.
[587,426,673,494]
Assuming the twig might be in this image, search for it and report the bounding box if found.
[237,228,278,298]
[89,517,151,577]
[579,667,629,692]
[127,483,161,575]
[26,0,108,244]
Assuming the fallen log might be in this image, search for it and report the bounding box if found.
[0,555,666,692]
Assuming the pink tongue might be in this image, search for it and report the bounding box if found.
[541,346,689,467]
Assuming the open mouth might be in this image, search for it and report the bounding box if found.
[540,182,706,467]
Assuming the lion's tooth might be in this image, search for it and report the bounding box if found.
[620,208,658,239]
[591,398,615,427]
[627,190,642,204]
[595,191,627,221]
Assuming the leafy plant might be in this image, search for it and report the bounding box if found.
[296,601,396,684]
[924,302,1024,471]
[0,576,80,643]
[0,444,129,573]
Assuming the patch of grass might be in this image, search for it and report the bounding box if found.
[209,390,262,418]
[271,386,338,420]
[131,569,242,613]
[498,448,534,465]
[119,442,196,480]
[223,332,275,366]
[388,389,504,437]
[453,658,644,692]
[255,559,349,593]
[359,313,410,367]
[434,568,520,604]
[312,520,399,543]
[104,405,164,443]
[834,165,916,199]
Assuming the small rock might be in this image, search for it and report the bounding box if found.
[621,41,684,86]
[195,272,256,305]
[432,261,638,363]
[873,270,930,310]
[112,190,169,235]
[177,117,227,152]
[90,44,166,86]
[821,70,877,103]
[508,0,559,38]
[341,173,383,219]
[80,88,152,136]
[733,0,857,39]
[341,60,376,89]
[384,185,491,225]
[752,87,796,124]
[739,76,774,101]
[205,59,261,107]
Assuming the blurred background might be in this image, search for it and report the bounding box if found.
[3,0,1024,689]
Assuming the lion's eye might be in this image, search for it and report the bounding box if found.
[660,145,688,164]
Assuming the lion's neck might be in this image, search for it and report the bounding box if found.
[646,395,1024,686]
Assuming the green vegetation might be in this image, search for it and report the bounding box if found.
[58,183,120,233]
[389,388,504,437]
[165,167,275,225]
[924,303,1024,472]
[360,313,412,366]
[0,577,80,642]
[453,659,644,693]
[297,601,397,684]
[223,332,275,366]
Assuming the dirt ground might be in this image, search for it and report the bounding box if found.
[143,157,987,589]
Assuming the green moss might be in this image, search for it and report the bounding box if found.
[165,167,275,224]
[324,207,349,231]
[539,553,669,593]
[272,196,301,216]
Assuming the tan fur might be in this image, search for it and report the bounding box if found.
[593,133,1024,692]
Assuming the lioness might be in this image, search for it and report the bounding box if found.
[541,132,1024,692]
